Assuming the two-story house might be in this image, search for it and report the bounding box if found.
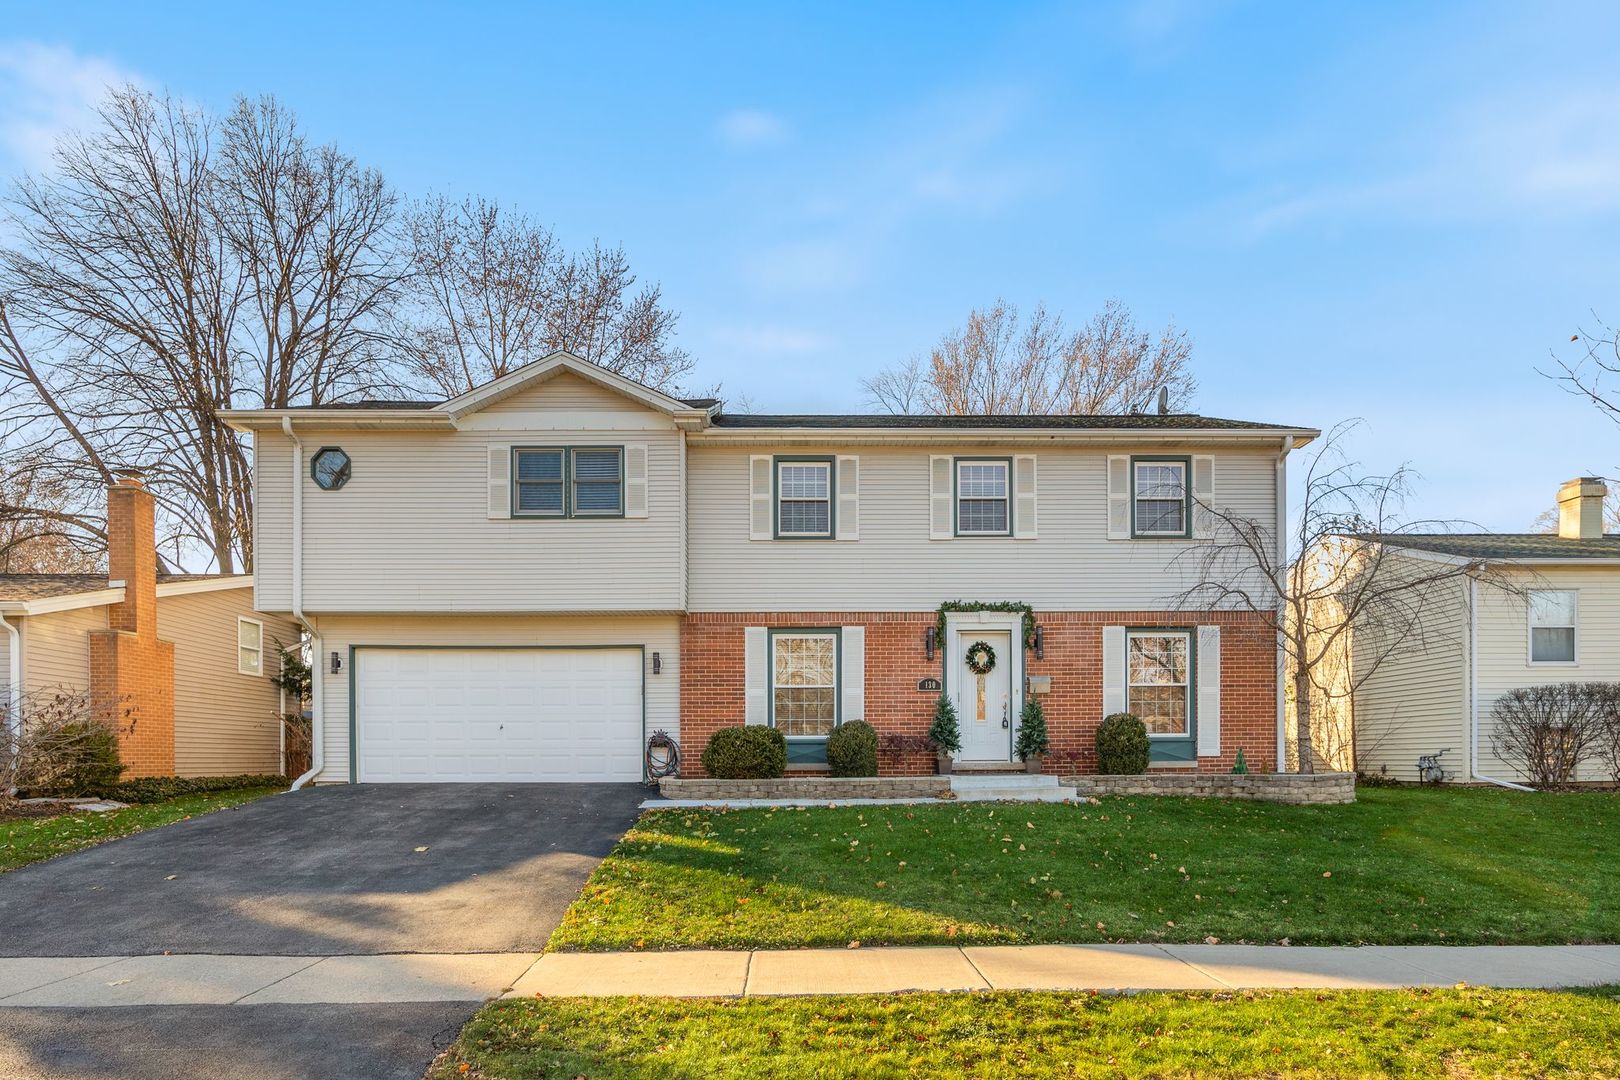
[222,352,1316,784]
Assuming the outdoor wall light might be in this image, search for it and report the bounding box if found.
[330,651,343,674]
[923,628,936,661]
[1033,625,1045,660]
[652,652,662,675]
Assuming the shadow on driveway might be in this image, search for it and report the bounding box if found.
[0,783,647,956]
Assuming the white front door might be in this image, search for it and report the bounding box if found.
[955,629,1012,762]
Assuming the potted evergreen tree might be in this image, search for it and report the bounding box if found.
[1014,697,1050,773]
[928,693,962,775]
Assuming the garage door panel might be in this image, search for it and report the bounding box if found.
[355,647,644,783]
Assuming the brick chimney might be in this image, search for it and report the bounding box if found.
[105,469,158,637]
[89,468,176,778]
[1557,477,1607,540]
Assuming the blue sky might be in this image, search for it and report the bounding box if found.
[2,1,1618,530]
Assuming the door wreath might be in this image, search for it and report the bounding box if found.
[964,639,997,675]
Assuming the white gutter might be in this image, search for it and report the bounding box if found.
[1,610,20,786]
[1467,573,1534,792]
[1275,438,1290,772]
[282,416,323,791]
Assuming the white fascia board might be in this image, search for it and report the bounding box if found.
[3,587,126,616]
[218,411,453,434]
[156,576,254,598]
[690,427,1320,447]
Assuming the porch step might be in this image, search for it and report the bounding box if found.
[948,773,1078,803]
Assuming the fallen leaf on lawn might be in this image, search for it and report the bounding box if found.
[847,940,861,949]
[1204,936,1221,945]
[1322,871,1331,878]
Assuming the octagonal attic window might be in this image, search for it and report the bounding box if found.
[311,447,351,491]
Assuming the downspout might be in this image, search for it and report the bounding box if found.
[282,416,323,791]
[1467,573,1534,792]
[1275,438,1290,772]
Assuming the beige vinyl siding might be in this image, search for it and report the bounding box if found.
[21,606,105,695]
[309,613,679,783]
[1474,565,1620,783]
[479,370,645,415]
[252,427,683,614]
[1349,562,1470,782]
[157,588,299,777]
[687,443,1280,611]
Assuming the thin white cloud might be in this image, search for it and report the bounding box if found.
[710,323,829,355]
[716,108,788,148]
[1243,86,1620,235]
[0,41,140,172]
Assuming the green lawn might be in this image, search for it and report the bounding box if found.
[0,787,279,872]
[430,986,1620,1079]
[549,787,1620,950]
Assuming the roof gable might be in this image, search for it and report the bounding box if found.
[439,352,708,422]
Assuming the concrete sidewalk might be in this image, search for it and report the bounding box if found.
[510,943,1620,998]
[0,953,538,1007]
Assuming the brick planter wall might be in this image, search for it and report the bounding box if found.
[659,776,951,801]
[679,610,1278,779]
[1062,772,1355,805]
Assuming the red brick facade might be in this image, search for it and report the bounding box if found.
[87,474,177,779]
[679,610,1278,778]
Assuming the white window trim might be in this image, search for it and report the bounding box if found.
[1132,459,1190,538]
[1126,629,1192,738]
[1527,589,1579,666]
[776,460,834,538]
[769,630,840,737]
[955,458,1011,537]
[237,616,265,678]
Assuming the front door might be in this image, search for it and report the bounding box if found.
[955,629,1012,762]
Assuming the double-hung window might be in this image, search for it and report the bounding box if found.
[1133,458,1189,537]
[771,632,838,737]
[1127,631,1191,735]
[776,459,832,538]
[238,617,264,677]
[513,447,622,518]
[1529,590,1578,663]
[956,459,1010,536]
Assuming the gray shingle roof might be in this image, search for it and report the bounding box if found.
[0,574,112,600]
[708,413,1302,430]
[1361,533,1620,561]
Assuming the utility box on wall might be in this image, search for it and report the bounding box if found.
[1027,675,1052,695]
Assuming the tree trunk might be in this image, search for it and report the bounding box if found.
[1293,666,1316,774]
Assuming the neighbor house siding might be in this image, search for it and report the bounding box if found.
[1349,564,1470,783]
[309,614,679,783]
[157,588,299,777]
[685,443,1280,611]
[21,606,106,695]
[1474,565,1620,783]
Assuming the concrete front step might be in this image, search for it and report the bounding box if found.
[950,773,1061,789]
[953,788,1078,803]
[949,773,1076,802]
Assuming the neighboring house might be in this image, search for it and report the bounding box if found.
[1317,477,1620,786]
[221,352,1317,784]
[0,473,298,778]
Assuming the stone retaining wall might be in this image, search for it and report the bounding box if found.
[1061,772,1355,805]
[659,776,951,801]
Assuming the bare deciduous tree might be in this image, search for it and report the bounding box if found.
[1490,683,1604,788]
[397,195,691,397]
[0,87,403,572]
[1545,314,1620,428]
[864,298,1195,415]
[1,687,131,807]
[1171,420,1524,773]
[0,450,101,572]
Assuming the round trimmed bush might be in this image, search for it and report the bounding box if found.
[1096,712,1150,774]
[826,720,878,777]
[701,725,787,779]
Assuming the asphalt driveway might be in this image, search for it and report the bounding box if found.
[0,782,646,956]
[0,783,646,1079]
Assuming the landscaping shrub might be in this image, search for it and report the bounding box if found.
[1490,683,1603,788]
[927,694,962,755]
[46,720,126,795]
[700,726,787,779]
[1014,698,1049,760]
[4,689,131,804]
[1096,712,1150,774]
[88,774,288,803]
[826,720,879,777]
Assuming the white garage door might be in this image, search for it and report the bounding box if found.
[354,647,644,782]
